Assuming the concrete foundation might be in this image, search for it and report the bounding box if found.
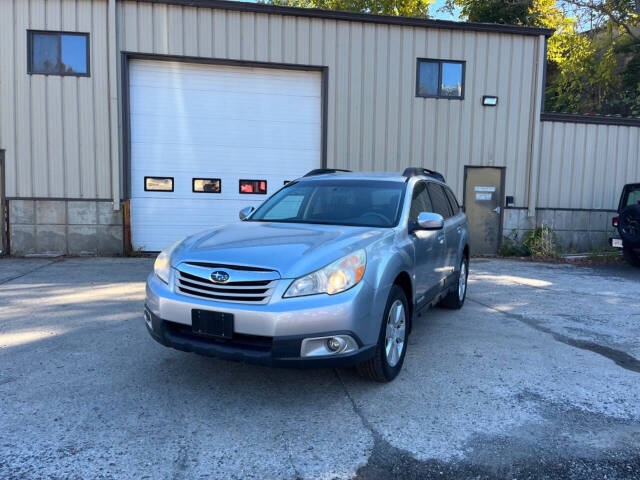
[503,208,617,253]
[8,200,123,256]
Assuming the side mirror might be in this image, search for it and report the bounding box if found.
[239,206,255,220]
[416,212,444,230]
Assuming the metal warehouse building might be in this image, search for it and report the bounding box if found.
[0,0,638,255]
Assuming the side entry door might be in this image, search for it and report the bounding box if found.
[463,167,505,254]
[409,181,446,305]
[426,183,457,278]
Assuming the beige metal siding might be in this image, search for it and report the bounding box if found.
[0,0,113,199]
[117,1,540,204]
[538,121,640,209]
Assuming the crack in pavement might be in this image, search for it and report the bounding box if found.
[468,297,640,374]
[0,258,64,286]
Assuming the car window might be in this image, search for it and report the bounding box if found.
[250,180,405,228]
[444,187,460,215]
[625,188,640,207]
[409,182,434,221]
[426,183,453,219]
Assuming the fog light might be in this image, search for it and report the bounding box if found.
[327,337,343,352]
[301,335,358,357]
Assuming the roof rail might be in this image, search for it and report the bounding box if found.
[303,168,352,177]
[402,167,445,183]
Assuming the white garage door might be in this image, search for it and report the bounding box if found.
[129,60,322,251]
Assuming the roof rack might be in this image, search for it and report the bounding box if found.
[402,167,445,183]
[303,168,352,177]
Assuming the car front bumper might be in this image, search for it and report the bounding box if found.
[144,271,380,368]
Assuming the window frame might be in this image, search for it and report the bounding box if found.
[415,58,465,100]
[27,30,91,77]
[192,178,222,194]
[144,176,174,192]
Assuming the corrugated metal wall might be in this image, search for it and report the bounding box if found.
[0,0,115,200]
[4,0,634,212]
[538,120,640,210]
[116,1,540,204]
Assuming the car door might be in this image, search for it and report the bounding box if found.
[443,185,466,273]
[426,183,456,279]
[409,181,446,305]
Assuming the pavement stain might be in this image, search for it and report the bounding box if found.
[469,297,640,374]
[348,381,640,480]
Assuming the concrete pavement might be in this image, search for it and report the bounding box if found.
[0,257,639,479]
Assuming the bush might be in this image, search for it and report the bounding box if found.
[500,226,560,258]
[523,225,559,258]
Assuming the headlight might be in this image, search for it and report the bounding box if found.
[153,240,182,284]
[284,249,366,298]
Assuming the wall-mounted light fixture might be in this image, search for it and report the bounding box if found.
[482,95,498,106]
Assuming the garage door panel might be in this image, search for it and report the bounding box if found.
[130,89,321,124]
[130,171,307,199]
[130,145,320,168]
[130,64,321,97]
[130,59,322,251]
[130,117,320,150]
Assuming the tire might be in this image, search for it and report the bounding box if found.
[440,255,469,309]
[356,285,409,383]
[623,247,640,267]
[617,205,640,248]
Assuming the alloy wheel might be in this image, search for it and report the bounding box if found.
[385,300,406,367]
[458,261,467,301]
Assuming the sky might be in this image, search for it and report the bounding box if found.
[431,0,461,21]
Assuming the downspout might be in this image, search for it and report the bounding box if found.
[108,0,120,211]
[526,34,546,217]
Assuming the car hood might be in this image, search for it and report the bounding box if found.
[173,221,389,279]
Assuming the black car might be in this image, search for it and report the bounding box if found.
[610,183,640,267]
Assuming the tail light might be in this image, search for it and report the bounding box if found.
[612,217,618,227]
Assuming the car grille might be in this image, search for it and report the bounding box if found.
[175,264,279,304]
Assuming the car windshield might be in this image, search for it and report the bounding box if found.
[248,180,405,228]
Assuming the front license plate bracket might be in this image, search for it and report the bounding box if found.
[191,310,234,339]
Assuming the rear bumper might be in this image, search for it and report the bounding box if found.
[145,307,377,368]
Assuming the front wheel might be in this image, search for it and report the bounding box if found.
[440,255,469,309]
[356,285,408,382]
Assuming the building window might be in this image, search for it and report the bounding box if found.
[239,180,267,194]
[28,31,90,76]
[416,59,464,99]
[145,177,173,192]
[193,178,221,193]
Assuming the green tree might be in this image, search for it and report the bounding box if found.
[261,0,433,17]
[445,0,639,117]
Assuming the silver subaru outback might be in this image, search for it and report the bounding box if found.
[145,168,469,382]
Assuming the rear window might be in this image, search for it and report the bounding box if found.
[625,188,640,207]
[250,180,406,228]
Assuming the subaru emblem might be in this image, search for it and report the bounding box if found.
[210,270,230,284]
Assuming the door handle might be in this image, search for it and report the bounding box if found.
[456,226,462,233]
[493,206,501,214]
